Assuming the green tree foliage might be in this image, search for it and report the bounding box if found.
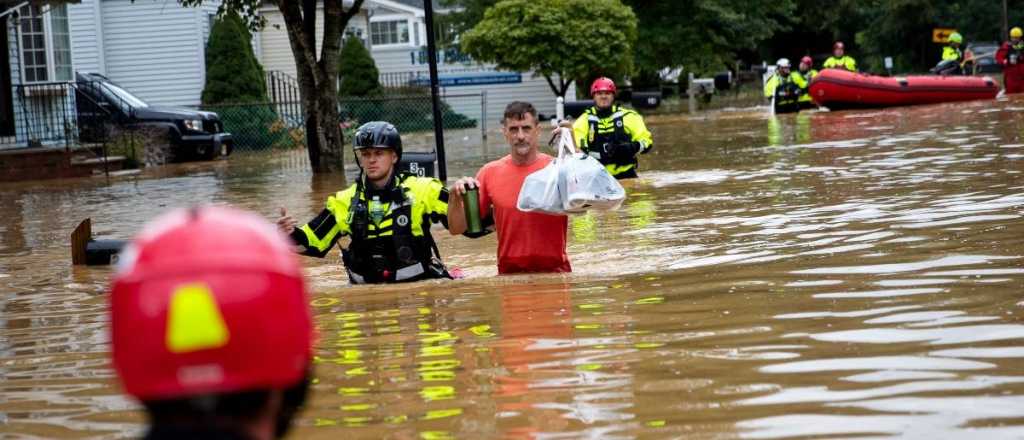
[202,11,266,104]
[854,0,1024,73]
[338,35,381,97]
[623,0,796,78]
[461,0,637,97]
[200,11,285,151]
[438,0,497,44]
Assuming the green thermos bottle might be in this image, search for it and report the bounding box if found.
[463,185,482,234]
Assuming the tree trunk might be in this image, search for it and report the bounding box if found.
[278,0,365,173]
[543,74,574,98]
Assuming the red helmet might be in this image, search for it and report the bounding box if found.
[833,41,845,50]
[110,206,312,401]
[590,77,617,95]
[800,56,813,66]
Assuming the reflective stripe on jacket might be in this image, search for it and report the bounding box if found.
[292,172,450,283]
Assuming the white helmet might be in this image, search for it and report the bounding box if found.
[776,58,791,68]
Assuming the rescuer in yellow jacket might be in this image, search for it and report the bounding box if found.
[943,32,964,63]
[764,58,802,113]
[933,31,972,75]
[572,77,654,179]
[276,121,453,284]
[792,56,819,108]
[823,41,857,71]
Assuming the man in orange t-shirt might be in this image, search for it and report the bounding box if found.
[449,101,571,274]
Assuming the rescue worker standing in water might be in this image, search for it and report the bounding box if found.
[572,77,654,180]
[823,41,857,71]
[276,121,453,284]
[792,56,819,109]
[764,58,802,113]
[996,27,1024,94]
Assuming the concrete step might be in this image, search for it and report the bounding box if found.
[71,155,126,166]
[107,169,141,177]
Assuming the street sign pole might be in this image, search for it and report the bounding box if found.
[422,0,447,181]
[1004,0,1009,43]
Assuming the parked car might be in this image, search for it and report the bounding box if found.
[74,72,233,161]
[966,42,1003,74]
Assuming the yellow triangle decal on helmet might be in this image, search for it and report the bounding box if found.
[166,283,230,353]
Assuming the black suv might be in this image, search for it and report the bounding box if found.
[74,72,232,160]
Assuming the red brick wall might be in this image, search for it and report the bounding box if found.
[0,149,91,182]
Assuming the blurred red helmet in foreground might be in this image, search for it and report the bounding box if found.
[110,206,311,401]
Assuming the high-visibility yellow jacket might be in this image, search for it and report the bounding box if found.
[823,55,857,71]
[942,45,963,62]
[572,104,653,179]
[792,69,819,103]
[764,71,803,111]
[291,172,451,283]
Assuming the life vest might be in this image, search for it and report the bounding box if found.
[1009,42,1024,65]
[793,69,818,103]
[342,173,448,284]
[583,105,635,167]
[771,73,802,112]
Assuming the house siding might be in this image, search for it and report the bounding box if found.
[68,0,103,74]
[5,18,21,149]
[99,0,211,107]
[259,6,369,80]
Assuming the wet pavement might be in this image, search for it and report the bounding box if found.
[2,96,1024,438]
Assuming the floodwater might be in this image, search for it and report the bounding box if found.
[3,96,1024,439]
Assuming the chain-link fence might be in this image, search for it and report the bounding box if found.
[197,91,487,154]
[197,102,305,153]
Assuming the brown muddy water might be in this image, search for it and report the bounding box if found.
[3,96,1024,439]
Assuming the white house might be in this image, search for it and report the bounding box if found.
[1,0,219,149]
[257,0,573,127]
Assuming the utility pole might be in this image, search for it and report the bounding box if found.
[423,0,447,181]
[1003,0,1009,42]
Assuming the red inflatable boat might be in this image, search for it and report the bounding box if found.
[809,69,999,110]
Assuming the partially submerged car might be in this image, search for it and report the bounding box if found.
[74,72,232,161]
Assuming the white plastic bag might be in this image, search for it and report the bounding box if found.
[517,128,625,214]
[563,151,626,212]
[516,158,564,214]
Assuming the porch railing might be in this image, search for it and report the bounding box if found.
[14,81,78,148]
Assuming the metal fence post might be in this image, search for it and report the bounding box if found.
[688,72,696,114]
[480,90,487,141]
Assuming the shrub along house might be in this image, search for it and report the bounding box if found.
[256,0,573,129]
[1,0,221,151]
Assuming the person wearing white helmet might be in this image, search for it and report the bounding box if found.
[764,58,802,113]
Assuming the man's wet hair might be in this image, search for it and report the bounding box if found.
[502,101,537,125]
